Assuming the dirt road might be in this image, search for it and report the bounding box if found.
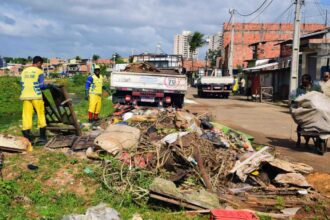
[184,87,330,173]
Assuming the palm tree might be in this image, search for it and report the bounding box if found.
[188,32,207,79]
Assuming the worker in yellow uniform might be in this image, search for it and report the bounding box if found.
[232,76,239,95]
[20,56,55,145]
[85,65,110,123]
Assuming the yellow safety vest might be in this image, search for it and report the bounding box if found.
[89,74,103,95]
[233,78,239,91]
[20,67,44,100]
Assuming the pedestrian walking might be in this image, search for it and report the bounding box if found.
[232,76,239,95]
[240,77,246,95]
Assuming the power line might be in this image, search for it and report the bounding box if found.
[285,2,295,23]
[272,2,295,23]
[313,0,326,19]
[235,0,268,17]
[224,11,234,31]
[248,0,275,22]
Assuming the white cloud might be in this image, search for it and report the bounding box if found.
[0,0,328,58]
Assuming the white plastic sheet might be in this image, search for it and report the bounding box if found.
[291,91,330,133]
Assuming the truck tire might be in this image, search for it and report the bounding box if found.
[112,94,119,104]
[198,88,204,98]
[173,95,184,108]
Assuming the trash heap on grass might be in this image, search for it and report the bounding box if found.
[2,105,326,217]
[83,106,324,216]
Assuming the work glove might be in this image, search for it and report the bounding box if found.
[46,84,61,93]
[102,86,111,95]
[85,90,89,101]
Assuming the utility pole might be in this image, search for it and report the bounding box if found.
[289,0,304,100]
[325,10,328,26]
[228,9,235,76]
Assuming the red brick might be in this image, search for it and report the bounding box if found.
[221,23,326,68]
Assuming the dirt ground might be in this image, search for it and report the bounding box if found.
[184,87,330,174]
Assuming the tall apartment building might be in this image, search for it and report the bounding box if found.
[208,32,223,51]
[173,31,198,59]
[0,56,7,68]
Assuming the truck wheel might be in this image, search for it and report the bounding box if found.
[173,95,184,108]
[198,90,204,98]
[112,94,118,104]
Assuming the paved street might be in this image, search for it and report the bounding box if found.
[185,87,330,173]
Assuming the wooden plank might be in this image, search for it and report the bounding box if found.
[71,136,95,151]
[149,193,204,210]
[60,86,82,136]
[45,135,77,149]
[193,144,213,192]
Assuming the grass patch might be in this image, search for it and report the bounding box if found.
[0,75,205,219]
[1,150,207,219]
[0,76,22,131]
[0,75,113,132]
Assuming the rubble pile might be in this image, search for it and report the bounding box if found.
[123,63,160,73]
[87,106,325,214]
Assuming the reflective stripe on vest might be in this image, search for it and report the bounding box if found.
[20,67,43,100]
[89,74,103,95]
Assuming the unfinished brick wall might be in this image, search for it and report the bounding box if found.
[222,23,326,68]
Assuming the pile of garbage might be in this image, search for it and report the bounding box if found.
[85,106,324,215]
[123,62,160,73]
[3,105,325,217]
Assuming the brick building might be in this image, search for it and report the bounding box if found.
[222,23,326,69]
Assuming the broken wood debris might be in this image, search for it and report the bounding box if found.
[93,106,326,215]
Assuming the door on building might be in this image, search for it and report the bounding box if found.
[307,53,317,81]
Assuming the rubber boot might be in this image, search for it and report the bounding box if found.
[22,130,32,142]
[38,127,47,145]
[94,114,100,122]
[88,112,94,123]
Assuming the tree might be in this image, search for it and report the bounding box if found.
[13,58,27,65]
[207,49,221,68]
[4,57,13,63]
[100,64,108,77]
[188,32,207,76]
[75,56,81,60]
[92,54,100,62]
[111,53,125,64]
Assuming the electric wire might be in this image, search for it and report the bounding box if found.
[224,12,234,31]
[248,0,275,22]
[272,2,295,23]
[235,0,268,17]
[312,0,326,20]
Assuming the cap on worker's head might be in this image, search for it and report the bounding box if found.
[94,65,101,70]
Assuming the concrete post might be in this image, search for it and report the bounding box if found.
[289,0,304,100]
[228,9,235,76]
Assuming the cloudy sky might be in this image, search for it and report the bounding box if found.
[0,0,329,59]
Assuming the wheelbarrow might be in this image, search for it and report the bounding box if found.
[297,126,329,155]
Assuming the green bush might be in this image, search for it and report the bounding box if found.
[72,73,87,86]
[49,72,60,78]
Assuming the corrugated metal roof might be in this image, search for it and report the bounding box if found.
[277,27,330,45]
[243,62,278,72]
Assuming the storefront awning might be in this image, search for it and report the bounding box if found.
[243,62,278,72]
